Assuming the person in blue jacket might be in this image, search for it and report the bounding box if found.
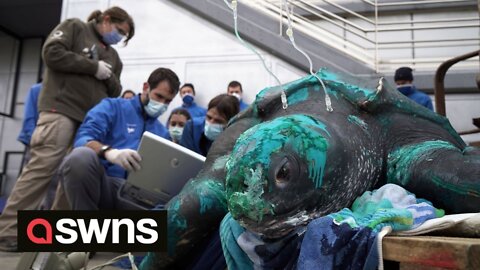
[56,67,180,210]
[17,82,42,165]
[175,83,207,118]
[180,94,239,156]
[394,67,433,111]
[227,80,249,111]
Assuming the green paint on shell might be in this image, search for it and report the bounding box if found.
[226,114,330,222]
[287,87,309,106]
[318,69,376,99]
[387,140,459,185]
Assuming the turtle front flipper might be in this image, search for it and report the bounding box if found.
[387,141,480,213]
[140,178,228,269]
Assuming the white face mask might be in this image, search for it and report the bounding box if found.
[230,93,242,101]
[144,99,168,118]
[204,121,224,141]
[169,126,184,142]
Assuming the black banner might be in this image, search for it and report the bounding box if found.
[18,210,167,252]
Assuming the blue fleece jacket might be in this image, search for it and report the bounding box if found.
[74,95,169,178]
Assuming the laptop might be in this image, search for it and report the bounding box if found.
[118,131,205,210]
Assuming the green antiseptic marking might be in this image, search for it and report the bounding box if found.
[254,69,376,112]
[287,87,309,106]
[168,198,187,230]
[226,114,330,222]
[227,165,275,222]
[347,115,368,130]
[318,69,376,99]
[197,180,227,214]
[167,198,187,255]
[387,140,459,185]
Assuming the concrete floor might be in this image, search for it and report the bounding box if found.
[0,251,126,269]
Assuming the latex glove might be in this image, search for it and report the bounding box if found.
[105,148,142,171]
[95,60,112,80]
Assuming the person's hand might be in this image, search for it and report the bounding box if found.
[95,60,112,80]
[105,148,142,171]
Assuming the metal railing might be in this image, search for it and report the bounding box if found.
[242,0,479,73]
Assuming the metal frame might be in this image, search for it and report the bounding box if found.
[434,50,480,116]
[245,0,479,71]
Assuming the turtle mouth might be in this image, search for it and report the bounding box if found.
[237,210,313,239]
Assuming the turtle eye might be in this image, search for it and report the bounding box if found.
[275,157,293,188]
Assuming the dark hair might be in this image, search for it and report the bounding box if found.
[87,6,135,45]
[168,108,191,123]
[147,68,180,95]
[208,94,240,122]
[180,83,196,95]
[394,67,413,82]
[121,89,135,97]
[227,80,243,92]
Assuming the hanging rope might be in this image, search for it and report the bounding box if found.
[224,0,289,109]
[283,0,333,112]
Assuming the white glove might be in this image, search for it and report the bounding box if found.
[105,148,142,171]
[95,60,112,80]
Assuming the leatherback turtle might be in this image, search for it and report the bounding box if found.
[142,69,480,268]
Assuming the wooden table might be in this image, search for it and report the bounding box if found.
[383,236,480,269]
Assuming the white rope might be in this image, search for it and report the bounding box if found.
[376,226,392,270]
[87,252,137,270]
[224,0,289,110]
[283,0,333,112]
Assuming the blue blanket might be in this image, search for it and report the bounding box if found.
[222,184,444,270]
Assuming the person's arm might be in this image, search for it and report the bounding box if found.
[75,99,141,171]
[103,54,123,97]
[425,97,434,111]
[17,84,41,145]
[74,98,115,148]
[42,19,98,75]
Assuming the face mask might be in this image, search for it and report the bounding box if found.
[204,121,224,141]
[102,27,124,45]
[182,94,194,105]
[169,126,184,142]
[397,85,414,96]
[144,99,168,118]
[230,93,242,101]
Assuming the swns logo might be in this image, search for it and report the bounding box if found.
[18,210,167,252]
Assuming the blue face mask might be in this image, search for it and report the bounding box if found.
[204,121,224,141]
[102,27,124,45]
[144,98,168,118]
[397,84,414,96]
[182,94,194,106]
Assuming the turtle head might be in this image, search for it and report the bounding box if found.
[225,114,330,238]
